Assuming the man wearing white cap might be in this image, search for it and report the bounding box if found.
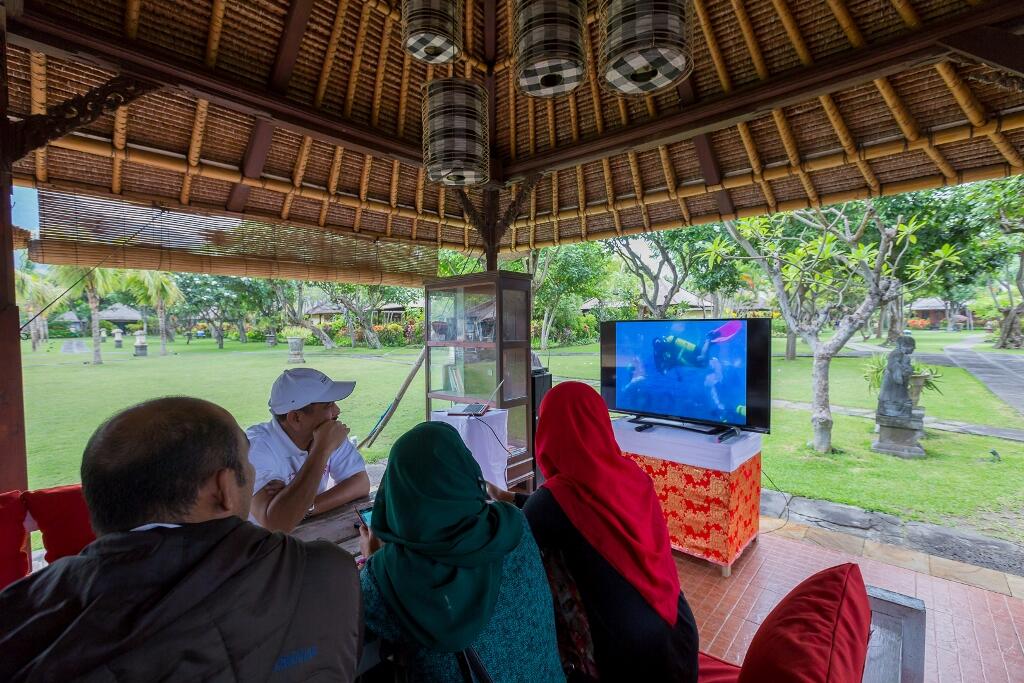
[247,368,370,532]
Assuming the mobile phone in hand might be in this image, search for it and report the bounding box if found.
[357,506,373,528]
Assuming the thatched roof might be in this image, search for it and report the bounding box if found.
[97,303,142,322]
[6,0,1024,278]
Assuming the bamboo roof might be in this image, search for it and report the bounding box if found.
[6,0,1024,274]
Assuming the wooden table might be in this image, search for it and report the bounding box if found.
[291,495,373,556]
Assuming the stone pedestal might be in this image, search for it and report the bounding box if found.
[266,333,277,347]
[286,337,306,364]
[872,411,925,458]
[133,331,147,357]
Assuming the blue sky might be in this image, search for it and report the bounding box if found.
[12,187,39,233]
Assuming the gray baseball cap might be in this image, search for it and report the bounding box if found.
[268,368,356,414]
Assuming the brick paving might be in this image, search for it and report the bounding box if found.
[678,531,1024,682]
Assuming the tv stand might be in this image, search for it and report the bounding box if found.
[627,416,742,442]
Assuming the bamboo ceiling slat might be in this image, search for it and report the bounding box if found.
[29,51,47,183]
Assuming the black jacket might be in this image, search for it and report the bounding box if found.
[0,516,362,682]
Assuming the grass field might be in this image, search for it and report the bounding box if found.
[19,333,1024,544]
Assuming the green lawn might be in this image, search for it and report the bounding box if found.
[763,409,1024,543]
[22,337,427,490]
[18,335,1024,545]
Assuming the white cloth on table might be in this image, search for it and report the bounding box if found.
[430,409,509,487]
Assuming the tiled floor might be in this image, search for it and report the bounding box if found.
[677,531,1024,682]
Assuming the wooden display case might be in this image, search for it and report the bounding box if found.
[424,271,535,492]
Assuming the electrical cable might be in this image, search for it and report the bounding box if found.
[470,414,515,455]
[19,208,167,332]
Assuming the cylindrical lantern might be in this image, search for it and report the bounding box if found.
[599,0,694,96]
[422,78,489,187]
[402,0,463,64]
[513,0,587,98]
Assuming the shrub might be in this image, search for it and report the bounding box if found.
[125,323,143,333]
[770,316,789,337]
[863,354,943,394]
[907,318,930,330]
[99,320,115,332]
[405,319,424,345]
[46,323,80,338]
[282,325,312,340]
[374,323,406,347]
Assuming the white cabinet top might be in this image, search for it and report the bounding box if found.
[612,418,762,473]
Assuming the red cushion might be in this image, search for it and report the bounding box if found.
[737,563,871,683]
[21,485,96,563]
[0,490,30,589]
[698,652,741,683]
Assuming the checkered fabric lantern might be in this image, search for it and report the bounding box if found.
[514,0,587,98]
[599,0,694,96]
[422,78,489,187]
[402,0,463,64]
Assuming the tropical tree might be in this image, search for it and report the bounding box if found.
[529,243,610,349]
[15,267,61,351]
[707,203,960,453]
[49,266,124,364]
[313,284,419,349]
[125,270,183,356]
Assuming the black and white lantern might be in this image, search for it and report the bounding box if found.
[422,78,489,187]
[403,0,463,64]
[600,0,693,95]
[514,0,587,98]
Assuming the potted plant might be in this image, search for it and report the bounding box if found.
[863,355,943,407]
[282,325,312,364]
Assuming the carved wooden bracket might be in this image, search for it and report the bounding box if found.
[3,75,157,164]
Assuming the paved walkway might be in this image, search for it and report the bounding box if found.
[946,336,1024,416]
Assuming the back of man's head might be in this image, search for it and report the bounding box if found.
[81,397,248,535]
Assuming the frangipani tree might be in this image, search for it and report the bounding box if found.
[706,203,960,453]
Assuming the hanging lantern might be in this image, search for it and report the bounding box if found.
[422,78,489,187]
[599,0,694,96]
[402,0,463,64]
[513,0,587,98]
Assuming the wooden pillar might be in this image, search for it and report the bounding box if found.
[483,188,499,272]
[0,6,29,492]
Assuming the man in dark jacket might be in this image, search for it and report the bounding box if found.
[0,397,362,682]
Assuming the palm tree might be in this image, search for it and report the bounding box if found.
[49,266,124,365]
[125,270,183,356]
[15,269,61,351]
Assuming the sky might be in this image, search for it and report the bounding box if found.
[11,187,39,233]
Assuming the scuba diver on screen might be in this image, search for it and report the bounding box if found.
[651,320,742,374]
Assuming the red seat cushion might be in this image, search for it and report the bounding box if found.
[21,485,96,563]
[737,563,871,683]
[698,652,741,683]
[0,490,30,589]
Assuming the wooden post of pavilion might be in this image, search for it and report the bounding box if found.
[0,4,28,493]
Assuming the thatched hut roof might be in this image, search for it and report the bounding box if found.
[6,0,1024,280]
[97,303,142,322]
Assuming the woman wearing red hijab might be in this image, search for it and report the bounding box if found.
[491,381,698,681]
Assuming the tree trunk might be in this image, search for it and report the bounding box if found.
[885,301,903,345]
[305,322,336,349]
[87,288,103,365]
[213,322,224,349]
[29,312,39,351]
[363,324,382,349]
[141,307,148,336]
[157,300,168,356]
[347,313,356,348]
[785,331,797,361]
[946,302,955,332]
[810,352,834,453]
[874,308,884,339]
[237,318,248,343]
[712,293,723,317]
[995,303,1024,348]
[540,307,556,350]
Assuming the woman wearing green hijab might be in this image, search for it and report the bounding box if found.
[359,421,564,682]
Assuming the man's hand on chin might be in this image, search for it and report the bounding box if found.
[311,419,350,457]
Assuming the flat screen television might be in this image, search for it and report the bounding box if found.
[600,318,771,433]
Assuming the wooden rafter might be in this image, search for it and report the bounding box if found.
[582,24,622,234]
[354,154,372,232]
[764,0,879,191]
[744,0,819,204]
[282,135,313,220]
[180,99,210,205]
[387,160,401,237]
[315,0,351,108]
[825,0,957,179]
[371,14,395,128]
[319,145,344,226]
[504,0,517,160]
[28,51,47,182]
[889,0,1023,169]
[396,53,412,136]
[412,167,424,239]
[345,3,374,119]
[124,0,141,41]
[693,0,772,211]
[111,106,129,194]
[205,0,227,68]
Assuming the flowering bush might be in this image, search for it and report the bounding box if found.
[907,318,930,330]
[374,323,407,347]
[404,318,424,345]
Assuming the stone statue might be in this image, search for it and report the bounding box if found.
[877,335,915,418]
[873,334,925,458]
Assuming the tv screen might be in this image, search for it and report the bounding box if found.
[600,318,771,433]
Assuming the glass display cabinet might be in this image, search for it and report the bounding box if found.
[424,271,535,492]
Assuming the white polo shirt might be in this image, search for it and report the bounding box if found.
[246,417,366,498]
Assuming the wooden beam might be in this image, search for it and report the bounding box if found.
[315,0,350,108]
[271,0,314,92]
[282,135,313,220]
[370,14,394,128]
[124,0,141,41]
[226,120,274,212]
[344,3,374,119]
[0,3,29,492]
[502,0,1024,177]
[319,145,344,226]
[28,50,46,182]
[111,105,129,194]
[205,0,226,68]
[939,26,1024,78]
[180,98,209,205]
[8,9,422,166]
